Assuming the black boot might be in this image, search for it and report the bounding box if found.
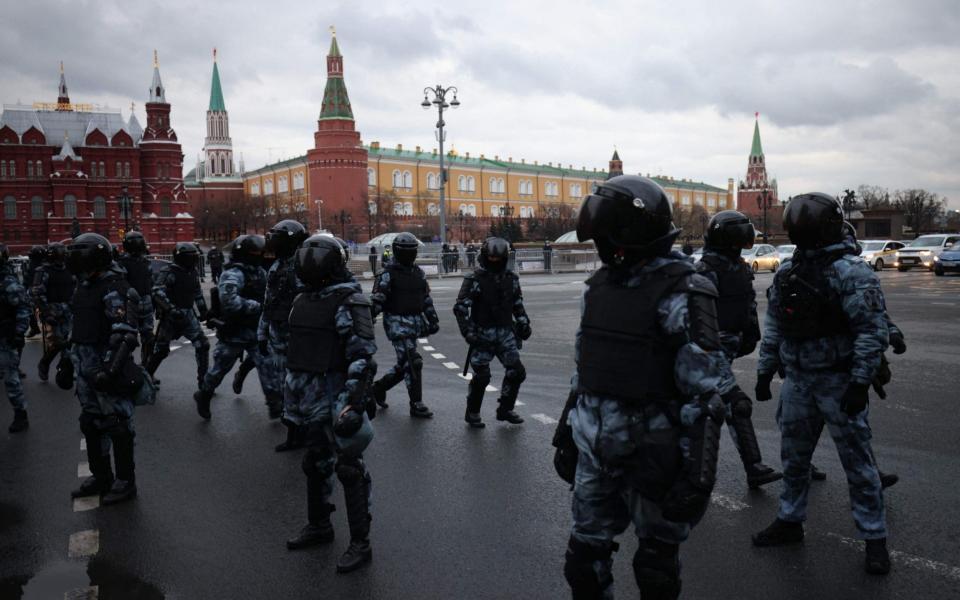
[8,409,28,433]
[464,378,486,428]
[72,476,113,498]
[102,431,136,506]
[73,427,114,498]
[102,479,137,505]
[408,376,432,419]
[879,471,899,489]
[810,464,827,481]
[746,463,783,489]
[194,389,213,420]
[275,422,305,452]
[266,394,284,420]
[287,479,335,550]
[496,393,524,424]
[336,463,372,574]
[752,518,804,547]
[232,354,254,394]
[38,353,54,382]
[865,538,891,575]
[372,379,388,409]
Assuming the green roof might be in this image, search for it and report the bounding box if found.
[245,155,308,176]
[611,149,620,161]
[329,34,341,57]
[751,119,763,157]
[318,75,353,121]
[209,61,226,112]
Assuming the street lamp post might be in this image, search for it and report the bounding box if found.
[335,209,351,240]
[757,188,771,243]
[314,198,324,232]
[421,84,460,246]
[118,185,132,237]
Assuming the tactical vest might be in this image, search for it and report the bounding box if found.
[577,264,691,403]
[383,265,427,316]
[167,265,198,309]
[698,254,752,334]
[777,257,849,340]
[219,267,266,337]
[471,271,514,327]
[44,266,76,303]
[119,256,153,296]
[263,260,298,322]
[71,275,130,346]
[286,289,353,374]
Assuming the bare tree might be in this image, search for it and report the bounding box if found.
[857,185,892,209]
[894,189,945,234]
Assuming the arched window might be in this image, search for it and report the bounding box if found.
[467,176,475,192]
[280,204,290,214]
[489,177,497,193]
[31,196,44,219]
[293,172,305,190]
[367,168,376,186]
[403,171,413,189]
[63,194,77,218]
[264,179,274,194]
[116,161,122,177]
[3,195,16,219]
[27,161,34,178]
[0,161,6,178]
[403,202,413,216]
[160,196,172,217]
[278,175,289,193]
[392,170,401,188]
[99,162,106,178]
[393,202,404,216]
[35,161,42,178]
[7,160,14,178]
[467,204,477,216]
[428,173,437,190]
[220,155,227,175]
[490,204,500,216]
[251,182,260,195]
[458,175,465,191]
[93,196,106,218]
[123,162,131,178]
[427,203,438,216]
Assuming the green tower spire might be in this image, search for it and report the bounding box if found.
[209,50,226,112]
[750,114,763,157]
[318,28,353,121]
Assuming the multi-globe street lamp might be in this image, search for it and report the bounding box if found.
[421,84,460,246]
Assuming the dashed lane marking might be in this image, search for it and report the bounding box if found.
[68,530,100,558]
[710,494,750,511]
[515,400,524,406]
[206,332,216,337]
[443,362,460,370]
[417,338,429,344]
[77,462,92,478]
[73,496,100,512]
[485,385,498,392]
[826,533,960,581]
[530,413,558,425]
[432,353,446,360]
[80,438,86,451]
[170,344,182,351]
[458,373,473,381]
[423,346,435,351]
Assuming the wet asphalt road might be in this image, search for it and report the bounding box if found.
[1,269,959,599]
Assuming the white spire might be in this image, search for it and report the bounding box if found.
[149,50,166,103]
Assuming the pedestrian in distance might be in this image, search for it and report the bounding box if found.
[283,234,378,575]
[695,210,783,489]
[368,245,378,275]
[453,237,530,428]
[0,243,31,433]
[553,175,727,599]
[370,232,439,418]
[208,246,224,284]
[31,242,76,383]
[752,193,892,575]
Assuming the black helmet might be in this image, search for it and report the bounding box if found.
[0,243,8,268]
[576,175,679,265]
[173,242,200,269]
[392,232,420,266]
[122,231,148,256]
[783,193,845,249]
[842,221,862,255]
[295,235,346,288]
[266,219,308,259]
[479,237,510,273]
[704,210,755,252]
[29,245,47,262]
[66,233,113,276]
[230,234,266,267]
[333,237,351,261]
[46,242,67,265]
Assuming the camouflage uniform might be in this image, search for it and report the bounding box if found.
[117,254,156,365]
[759,239,889,539]
[453,266,530,417]
[1,264,30,413]
[258,255,305,411]
[146,263,210,385]
[565,254,726,597]
[31,263,76,378]
[370,263,439,409]
[200,263,271,400]
[22,255,42,336]
[208,248,224,283]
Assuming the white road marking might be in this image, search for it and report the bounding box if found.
[206,332,216,337]
[80,438,86,451]
[73,496,100,512]
[432,353,446,360]
[515,401,524,406]
[170,344,182,351]
[68,530,100,558]
[485,385,498,392]
[77,463,92,478]
[930,302,955,306]
[826,533,960,581]
[423,346,435,351]
[458,373,473,381]
[530,413,558,425]
[710,494,750,511]
[417,338,429,344]
[443,362,460,370]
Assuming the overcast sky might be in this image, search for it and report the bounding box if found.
[2,0,958,207]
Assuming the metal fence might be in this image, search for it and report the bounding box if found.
[346,248,599,279]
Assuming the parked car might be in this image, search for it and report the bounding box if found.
[741,244,780,273]
[894,234,960,271]
[776,244,796,262]
[934,241,960,276]
[859,240,905,271]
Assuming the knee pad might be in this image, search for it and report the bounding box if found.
[506,362,527,384]
[472,364,491,387]
[410,352,423,373]
[633,538,680,597]
[196,338,211,352]
[79,412,99,437]
[335,455,366,486]
[301,446,335,479]
[563,537,615,598]
[152,343,171,361]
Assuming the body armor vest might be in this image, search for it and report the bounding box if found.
[263,260,298,322]
[71,275,130,346]
[44,266,75,303]
[286,289,353,374]
[119,256,153,296]
[220,267,266,336]
[777,257,849,340]
[167,266,198,309]
[577,264,691,403]
[471,271,514,327]
[698,254,752,334]
[383,265,427,316]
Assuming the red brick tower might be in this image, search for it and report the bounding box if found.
[606,149,623,180]
[737,114,781,236]
[306,28,368,238]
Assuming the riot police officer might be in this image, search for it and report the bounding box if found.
[555,175,727,599]
[284,235,378,575]
[117,231,156,366]
[261,219,308,432]
[67,233,148,505]
[145,242,210,387]
[23,245,45,337]
[453,237,530,428]
[1,244,30,433]
[695,210,782,489]
[208,246,224,283]
[31,242,76,382]
[194,235,269,420]
[752,193,891,575]
[370,232,439,418]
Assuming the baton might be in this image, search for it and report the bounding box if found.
[462,345,474,377]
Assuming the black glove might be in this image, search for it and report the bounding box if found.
[334,405,364,438]
[258,338,269,355]
[755,372,774,402]
[841,382,870,416]
[93,370,112,393]
[427,320,440,335]
[516,321,532,341]
[889,331,906,355]
[464,328,478,346]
